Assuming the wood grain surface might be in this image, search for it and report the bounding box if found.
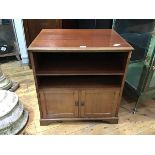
[28,29,133,51]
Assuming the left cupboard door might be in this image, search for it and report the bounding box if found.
[39,89,79,119]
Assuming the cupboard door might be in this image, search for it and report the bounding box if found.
[80,89,120,118]
[39,89,79,118]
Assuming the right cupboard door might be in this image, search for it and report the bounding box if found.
[80,89,120,118]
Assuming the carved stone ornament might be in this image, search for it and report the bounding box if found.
[0,68,19,92]
[0,90,28,135]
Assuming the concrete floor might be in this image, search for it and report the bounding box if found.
[1,61,155,135]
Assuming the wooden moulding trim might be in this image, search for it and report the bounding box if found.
[40,118,119,125]
[28,47,134,51]
[40,117,118,121]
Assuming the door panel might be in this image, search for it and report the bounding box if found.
[80,89,120,118]
[39,89,78,118]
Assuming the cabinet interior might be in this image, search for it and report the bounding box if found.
[37,75,122,89]
[33,52,128,75]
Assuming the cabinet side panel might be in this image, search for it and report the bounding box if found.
[39,90,48,118]
[29,51,43,119]
[115,51,132,115]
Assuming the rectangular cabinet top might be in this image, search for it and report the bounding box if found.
[28,29,133,51]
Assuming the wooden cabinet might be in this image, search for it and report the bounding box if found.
[28,29,133,125]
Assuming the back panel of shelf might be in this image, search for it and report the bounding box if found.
[36,75,123,90]
[32,52,129,76]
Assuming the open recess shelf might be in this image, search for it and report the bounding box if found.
[33,52,128,76]
[37,75,123,89]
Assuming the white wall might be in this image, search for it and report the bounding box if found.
[13,19,28,64]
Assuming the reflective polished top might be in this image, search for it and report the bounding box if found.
[28,29,133,51]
